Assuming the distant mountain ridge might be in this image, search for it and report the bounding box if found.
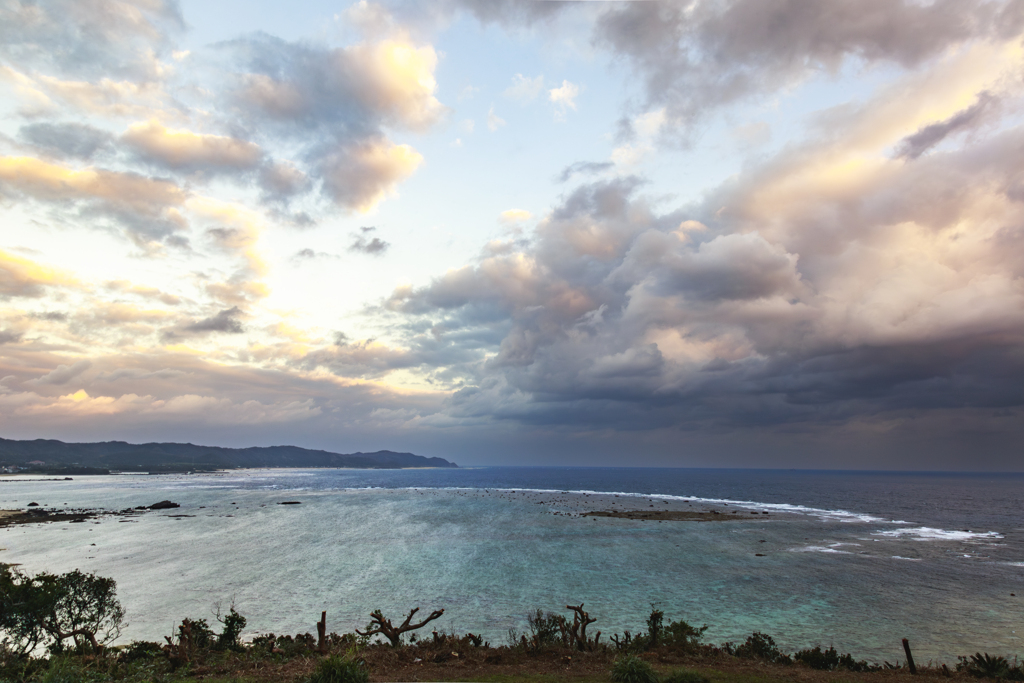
[0,437,457,472]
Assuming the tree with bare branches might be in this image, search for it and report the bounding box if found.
[356,607,444,647]
[566,603,598,651]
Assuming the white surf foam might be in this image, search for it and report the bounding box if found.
[873,527,1003,541]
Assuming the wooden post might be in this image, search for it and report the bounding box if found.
[902,638,917,674]
[317,611,327,653]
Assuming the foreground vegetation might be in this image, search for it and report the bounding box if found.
[1,566,1019,683]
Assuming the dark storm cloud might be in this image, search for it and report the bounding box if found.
[349,227,390,255]
[594,0,1024,136]
[895,92,999,160]
[19,122,114,159]
[557,160,614,183]
[181,307,244,334]
[380,114,1024,433]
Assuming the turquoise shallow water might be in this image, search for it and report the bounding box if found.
[0,467,1021,664]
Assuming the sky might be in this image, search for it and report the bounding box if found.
[2,0,1024,470]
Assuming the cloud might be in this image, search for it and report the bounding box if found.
[258,161,311,204]
[104,279,181,306]
[188,195,267,276]
[320,138,422,212]
[0,248,77,298]
[499,209,532,224]
[0,0,184,81]
[0,330,23,345]
[380,83,1024,435]
[487,106,506,131]
[293,248,337,261]
[894,91,999,159]
[349,227,390,255]
[233,34,443,132]
[27,360,92,386]
[182,307,245,334]
[18,121,113,159]
[0,156,187,248]
[594,0,1024,137]
[548,79,579,115]
[557,161,614,183]
[122,120,263,173]
[503,73,544,103]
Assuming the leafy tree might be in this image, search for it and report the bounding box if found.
[0,566,48,658]
[1,567,125,656]
[33,570,125,653]
[663,618,708,651]
[215,607,247,650]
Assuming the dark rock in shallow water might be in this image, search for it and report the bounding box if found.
[27,502,38,507]
[148,500,180,510]
[278,501,301,505]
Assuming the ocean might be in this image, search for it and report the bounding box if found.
[0,467,1021,664]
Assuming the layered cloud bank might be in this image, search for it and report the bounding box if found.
[1,0,1023,468]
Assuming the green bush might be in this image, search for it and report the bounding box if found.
[612,655,659,683]
[307,654,369,683]
[32,656,106,683]
[663,619,708,651]
[958,653,1024,680]
[794,645,870,672]
[526,609,563,648]
[216,607,247,650]
[117,640,163,664]
[662,668,710,683]
[733,632,789,663]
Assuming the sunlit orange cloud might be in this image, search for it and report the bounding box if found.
[0,248,79,297]
[321,138,422,212]
[123,120,263,169]
[0,156,186,212]
[346,38,444,131]
[4,389,323,424]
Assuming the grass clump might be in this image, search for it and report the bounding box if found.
[662,668,711,683]
[611,655,659,683]
[306,654,369,683]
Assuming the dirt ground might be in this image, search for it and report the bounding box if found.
[179,643,965,683]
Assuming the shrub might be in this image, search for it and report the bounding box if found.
[117,640,163,663]
[662,668,710,683]
[733,632,789,664]
[526,609,563,648]
[794,645,871,672]
[663,619,708,652]
[958,653,1024,680]
[612,655,659,683]
[646,608,664,649]
[34,656,106,683]
[307,654,369,683]
[216,607,247,650]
